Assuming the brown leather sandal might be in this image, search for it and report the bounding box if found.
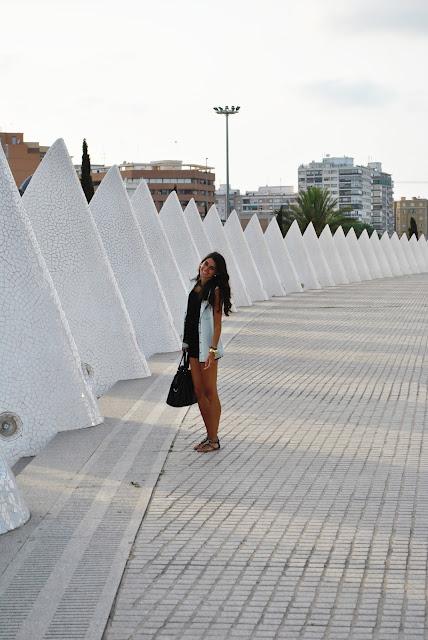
[193,437,209,450]
[196,438,220,453]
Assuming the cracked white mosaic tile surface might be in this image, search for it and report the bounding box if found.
[333,226,361,283]
[346,227,372,281]
[358,229,383,279]
[0,143,101,467]
[183,199,212,258]
[390,232,411,275]
[303,222,335,287]
[371,230,393,277]
[319,224,349,285]
[285,220,321,290]
[381,231,402,276]
[22,139,148,397]
[400,233,419,274]
[204,205,252,307]
[410,234,427,272]
[418,236,428,271]
[0,448,29,534]
[224,210,268,301]
[264,217,302,294]
[159,191,201,290]
[244,213,285,297]
[91,167,180,358]
[131,180,187,336]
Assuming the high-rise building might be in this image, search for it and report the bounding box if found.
[369,162,394,235]
[298,156,373,224]
[0,131,48,188]
[395,197,428,237]
[216,185,297,229]
[215,184,243,221]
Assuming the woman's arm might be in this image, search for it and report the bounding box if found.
[204,288,222,369]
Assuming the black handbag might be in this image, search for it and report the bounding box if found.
[166,351,197,407]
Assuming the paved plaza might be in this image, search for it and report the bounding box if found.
[2,275,428,639]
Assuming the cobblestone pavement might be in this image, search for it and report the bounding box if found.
[104,276,428,640]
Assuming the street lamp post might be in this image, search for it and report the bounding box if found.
[213,105,240,220]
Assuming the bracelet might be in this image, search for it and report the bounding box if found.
[209,347,218,355]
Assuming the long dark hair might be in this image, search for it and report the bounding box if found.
[195,252,232,316]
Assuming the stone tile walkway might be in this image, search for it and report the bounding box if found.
[104,276,428,640]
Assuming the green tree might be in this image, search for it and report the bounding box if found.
[290,186,358,235]
[81,138,94,203]
[341,219,376,238]
[408,216,418,239]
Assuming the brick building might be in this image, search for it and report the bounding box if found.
[0,131,48,188]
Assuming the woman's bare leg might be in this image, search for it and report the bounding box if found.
[200,360,221,442]
[189,358,210,435]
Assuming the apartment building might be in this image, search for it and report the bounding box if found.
[119,160,215,215]
[298,156,373,224]
[395,197,428,237]
[0,131,48,188]
[369,162,394,235]
[216,185,297,229]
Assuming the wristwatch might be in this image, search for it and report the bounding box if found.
[209,346,218,355]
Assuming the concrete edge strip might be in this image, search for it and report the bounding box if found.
[0,363,177,594]
[14,393,188,640]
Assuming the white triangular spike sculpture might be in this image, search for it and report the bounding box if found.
[91,167,180,358]
[346,228,372,280]
[284,220,321,290]
[244,214,285,297]
[380,232,402,276]
[417,234,428,270]
[264,218,302,293]
[390,232,411,275]
[414,234,428,271]
[409,235,427,272]
[204,206,253,306]
[358,229,383,279]
[22,139,148,396]
[400,234,420,273]
[184,199,213,258]
[0,142,101,466]
[225,211,269,300]
[333,226,361,283]
[131,180,187,336]
[0,450,30,534]
[319,225,349,285]
[159,191,201,289]
[370,231,393,277]
[303,223,335,287]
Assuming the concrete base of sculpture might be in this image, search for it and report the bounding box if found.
[0,451,30,534]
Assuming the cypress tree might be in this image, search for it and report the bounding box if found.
[81,138,94,203]
[408,216,419,239]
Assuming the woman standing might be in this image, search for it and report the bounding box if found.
[182,252,232,452]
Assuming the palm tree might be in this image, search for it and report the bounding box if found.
[289,186,354,236]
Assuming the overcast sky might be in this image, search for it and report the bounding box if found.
[1,0,427,198]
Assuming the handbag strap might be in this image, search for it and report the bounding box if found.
[179,351,190,369]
